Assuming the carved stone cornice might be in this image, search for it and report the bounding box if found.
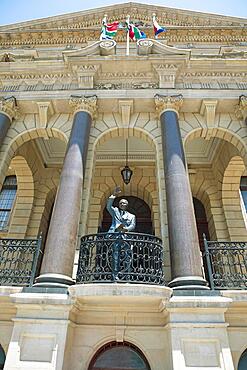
[0,97,18,121]
[69,95,98,119]
[154,94,183,116]
[71,65,99,89]
[235,95,247,121]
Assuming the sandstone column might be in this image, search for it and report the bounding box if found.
[35,96,97,288]
[0,97,18,146]
[155,94,207,289]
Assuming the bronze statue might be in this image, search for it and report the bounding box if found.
[107,186,136,232]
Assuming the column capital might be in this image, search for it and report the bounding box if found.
[69,95,98,119]
[0,96,19,121]
[154,94,183,117]
[235,95,247,121]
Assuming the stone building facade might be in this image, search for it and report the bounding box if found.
[0,2,247,369]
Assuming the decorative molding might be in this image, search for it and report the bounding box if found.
[0,73,73,90]
[137,39,153,55]
[154,94,183,116]
[153,64,178,88]
[36,101,55,128]
[69,95,98,118]
[180,72,247,79]
[200,100,218,127]
[118,100,133,127]
[0,28,246,47]
[0,96,19,121]
[95,81,158,90]
[99,40,117,56]
[235,95,247,121]
[96,153,155,161]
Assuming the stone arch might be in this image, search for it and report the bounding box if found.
[86,175,159,237]
[87,340,152,370]
[190,171,229,241]
[81,126,163,239]
[0,128,68,189]
[5,155,34,238]
[26,184,57,239]
[184,127,247,167]
[222,156,247,241]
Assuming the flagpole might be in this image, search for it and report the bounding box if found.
[152,13,156,39]
[126,14,130,56]
[100,13,107,41]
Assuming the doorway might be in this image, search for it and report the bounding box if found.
[88,341,151,370]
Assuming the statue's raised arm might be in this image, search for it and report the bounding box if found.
[106,187,136,233]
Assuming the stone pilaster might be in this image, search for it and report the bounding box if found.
[35,96,97,288]
[155,94,208,290]
[0,97,18,147]
[235,95,247,122]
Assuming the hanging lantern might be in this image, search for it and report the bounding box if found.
[121,139,133,185]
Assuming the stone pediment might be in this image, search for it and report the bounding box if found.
[1,2,246,33]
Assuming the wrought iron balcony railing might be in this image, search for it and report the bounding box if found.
[0,237,42,286]
[203,236,247,290]
[76,232,165,285]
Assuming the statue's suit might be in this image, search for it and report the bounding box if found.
[107,195,136,232]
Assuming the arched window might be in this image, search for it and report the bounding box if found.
[89,342,151,370]
[0,176,17,231]
[0,345,5,370]
[238,349,247,370]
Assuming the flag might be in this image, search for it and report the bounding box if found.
[153,15,166,38]
[127,20,146,41]
[100,16,118,40]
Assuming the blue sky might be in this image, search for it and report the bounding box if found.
[1,0,247,25]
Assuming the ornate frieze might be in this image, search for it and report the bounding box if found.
[0,96,19,121]
[69,95,98,119]
[0,28,246,47]
[235,95,247,121]
[154,94,183,116]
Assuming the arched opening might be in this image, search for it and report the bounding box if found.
[238,349,247,370]
[0,345,5,370]
[193,197,210,282]
[88,342,151,370]
[193,197,210,250]
[100,196,153,234]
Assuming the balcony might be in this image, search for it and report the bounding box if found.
[203,237,247,290]
[0,235,247,290]
[76,232,165,285]
[0,237,42,287]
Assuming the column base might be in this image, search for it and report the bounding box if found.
[168,276,209,290]
[33,273,75,288]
